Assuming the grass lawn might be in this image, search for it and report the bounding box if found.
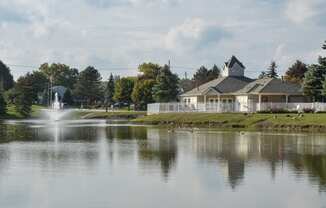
[133,112,326,130]
[75,110,146,119]
[0,105,45,119]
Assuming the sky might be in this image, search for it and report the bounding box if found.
[0,0,326,80]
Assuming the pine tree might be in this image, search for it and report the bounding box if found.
[266,61,278,78]
[153,65,179,102]
[303,64,325,101]
[104,73,115,110]
[258,71,267,79]
[0,93,7,115]
[62,89,74,106]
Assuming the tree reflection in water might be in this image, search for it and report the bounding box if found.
[192,131,326,191]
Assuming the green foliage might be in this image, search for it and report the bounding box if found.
[73,66,103,105]
[305,42,326,101]
[192,65,220,86]
[104,73,115,106]
[153,65,179,102]
[39,63,78,89]
[266,61,278,78]
[0,60,14,91]
[303,64,325,101]
[132,79,155,110]
[4,88,18,104]
[13,76,34,117]
[62,89,74,106]
[285,60,308,83]
[323,41,326,50]
[0,93,6,115]
[138,63,161,80]
[113,77,135,104]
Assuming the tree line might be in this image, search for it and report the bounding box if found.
[0,40,325,116]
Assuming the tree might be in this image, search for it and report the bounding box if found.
[104,73,115,109]
[0,60,14,91]
[13,75,34,117]
[0,93,6,115]
[113,77,135,105]
[284,60,308,83]
[323,41,326,50]
[62,89,74,106]
[192,65,220,86]
[153,65,179,102]
[138,63,161,80]
[208,65,220,80]
[39,63,78,89]
[132,79,155,110]
[303,64,325,101]
[193,66,209,86]
[73,66,103,105]
[258,71,267,79]
[266,61,279,78]
[179,78,195,93]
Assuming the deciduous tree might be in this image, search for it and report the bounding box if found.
[284,60,308,83]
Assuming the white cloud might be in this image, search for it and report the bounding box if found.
[164,18,230,53]
[0,0,325,79]
[285,0,324,24]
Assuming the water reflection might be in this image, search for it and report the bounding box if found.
[1,122,326,207]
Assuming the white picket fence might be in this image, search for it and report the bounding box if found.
[147,102,326,115]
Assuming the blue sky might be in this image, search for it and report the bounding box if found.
[0,0,325,80]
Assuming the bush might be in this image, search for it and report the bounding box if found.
[258,108,297,114]
[0,93,7,115]
[303,108,315,113]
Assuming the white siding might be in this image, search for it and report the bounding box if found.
[235,95,249,112]
[221,62,245,77]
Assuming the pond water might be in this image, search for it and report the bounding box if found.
[1,119,326,208]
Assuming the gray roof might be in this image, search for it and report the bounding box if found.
[235,78,302,95]
[225,55,245,69]
[181,76,253,96]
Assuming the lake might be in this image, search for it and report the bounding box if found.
[0,119,326,208]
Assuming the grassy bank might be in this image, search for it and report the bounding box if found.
[0,105,45,119]
[75,110,146,120]
[133,113,326,132]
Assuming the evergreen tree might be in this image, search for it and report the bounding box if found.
[153,65,179,102]
[104,73,115,109]
[0,93,6,115]
[284,60,308,83]
[323,41,326,50]
[193,66,209,86]
[62,89,74,106]
[73,66,103,105]
[0,60,14,91]
[303,64,325,101]
[258,71,267,79]
[266,61,279,78]
[208,65,220,80]
[14,76,34,117]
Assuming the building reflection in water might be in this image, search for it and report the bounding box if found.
[1,122,326,192]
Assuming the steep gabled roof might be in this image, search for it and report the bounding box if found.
[181,76,253,96]
[236,78,303,94]
[225,55,245,69]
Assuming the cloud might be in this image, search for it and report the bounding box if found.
[285,0,326,24]
[164,18,230,52]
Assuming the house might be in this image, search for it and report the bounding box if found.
[179,56,310,112]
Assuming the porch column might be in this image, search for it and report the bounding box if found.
[204,95,207,112]
[258,94,262,111]
[218,95,221,112]
[285,95,289,109]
